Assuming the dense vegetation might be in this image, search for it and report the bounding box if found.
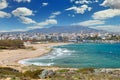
[0,67,43,80]
[0,40,25,49]
[0,67,120,80]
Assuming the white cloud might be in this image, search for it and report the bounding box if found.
[88,7,92,11]
[101,0,120,9]
[52,11,61,15]
[12,7,36,24]
[66,5,92,14]
[12,7,33,17]
[75,0,92,4]
[0,0,10,18]
[92,9,120,19]
[0,28,29,32]
[14,0,31,3]
[95,0,98,2]
[70,0,98,4]
[38,19,57,26]
[27,26,44,29]
[19,16,36,24]
[0,0,8,10]
[42,2,48,6]
[91,25,120,32]
[70,0,74,3]
[28,19,58,29]
[0,11,11,18]
[11,29,27,32]
[0,30,9,32]
[68,14,75,17]
[49,11,61,18]
[71,20,105,26]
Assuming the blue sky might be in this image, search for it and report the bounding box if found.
[0,0,120,32]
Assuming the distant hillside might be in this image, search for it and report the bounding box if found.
[27,26,103,33]
[0,26,106,34]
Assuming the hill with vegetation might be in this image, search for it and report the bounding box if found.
[0,66,119,80]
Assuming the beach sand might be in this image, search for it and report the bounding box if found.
[0,42,69,70]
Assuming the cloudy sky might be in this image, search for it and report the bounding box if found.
[0,0,120,32]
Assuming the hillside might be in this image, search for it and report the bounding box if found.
[27,26,103,33]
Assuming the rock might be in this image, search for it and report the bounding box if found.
[39,70,48,79]
[94,69,101,74]
[47,70,55,77]
[39,69,55,79]
[101,69,113,74]
[100,69,106,73]
[68,70,75,73]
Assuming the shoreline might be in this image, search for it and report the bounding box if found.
[1,42,120,72]
[0,42,70,70]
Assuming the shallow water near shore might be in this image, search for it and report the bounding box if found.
[19,43,120,68]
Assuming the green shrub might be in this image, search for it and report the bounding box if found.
[56,69,69,73]
[23,69,43,79]
[76,68,95,74]
[0,46,7,49]
[0,67,23,77]
[0,40,25,49]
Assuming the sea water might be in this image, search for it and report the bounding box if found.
[19,43,120,68]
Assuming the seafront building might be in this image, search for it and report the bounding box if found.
[0,32,120,43]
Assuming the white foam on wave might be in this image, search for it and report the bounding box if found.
[62,49,75,53]
[57,48,75,53]
[35,48,74,59]
[18,48,75,66]
[18,59,54,66]
[31,62,54,66]
[18,59,30,65]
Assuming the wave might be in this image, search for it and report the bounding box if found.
[49,48,75,58]
[35,48,75,59]
[19,47,75,66]
[31,62,54,66]
[19,60,54,66]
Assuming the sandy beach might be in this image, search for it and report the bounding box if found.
[0,42,120,80]
[0,42,68,70]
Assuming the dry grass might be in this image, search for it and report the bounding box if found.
[0,66,120,80]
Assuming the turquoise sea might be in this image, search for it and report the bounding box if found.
[19,43,120,68]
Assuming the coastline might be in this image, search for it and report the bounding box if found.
[0,42,120,80]
[0,42,69,70]
[1,42,120,72]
